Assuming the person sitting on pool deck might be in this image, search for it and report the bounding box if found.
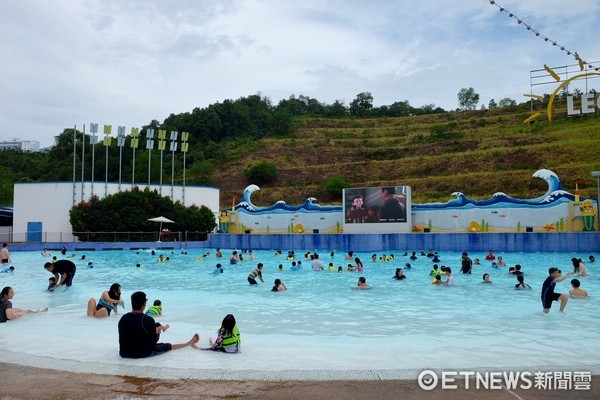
[541,268,573,314]
[44,259,77,289]
[0,286,48,323]
[248,263,264,285]
[118,291,198,358]
[200,314,241,353]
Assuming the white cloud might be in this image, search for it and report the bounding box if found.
[1,0,599,147]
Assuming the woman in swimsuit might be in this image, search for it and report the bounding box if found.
[87,283,123,318]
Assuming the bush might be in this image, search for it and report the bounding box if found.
[244,161,278,184]
[323,176,350,200]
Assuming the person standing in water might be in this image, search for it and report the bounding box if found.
[541,268,573,314]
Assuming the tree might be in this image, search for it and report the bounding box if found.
[488,99,498,109]
[457,87,480,111]
[244,161,277,185]
[323,176,350,200]
[349,92,374,117]
[498,98,517,108]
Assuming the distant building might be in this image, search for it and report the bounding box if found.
[0,138,40,152]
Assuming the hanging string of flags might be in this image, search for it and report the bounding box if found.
[488,0,595,72]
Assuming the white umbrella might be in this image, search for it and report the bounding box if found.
[148,216,175,240]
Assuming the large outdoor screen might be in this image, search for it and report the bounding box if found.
[343,186,411,233]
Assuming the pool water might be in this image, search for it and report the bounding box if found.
[0,249,598,380]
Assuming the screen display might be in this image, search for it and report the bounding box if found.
[344,186,409,224]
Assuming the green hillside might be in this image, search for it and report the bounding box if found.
[1,104,599,210]
[213,110,600,207]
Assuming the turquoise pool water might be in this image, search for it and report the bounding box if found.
[0,249,598,380]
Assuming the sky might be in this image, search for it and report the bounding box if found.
[2,0,600,148]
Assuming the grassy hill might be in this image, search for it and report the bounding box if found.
[212,108,600,207]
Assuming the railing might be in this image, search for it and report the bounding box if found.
[3,230,209,243]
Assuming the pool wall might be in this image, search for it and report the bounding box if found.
[8,232,599,252]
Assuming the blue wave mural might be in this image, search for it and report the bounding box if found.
[412,169,576,210]
[234,184,342,214]
[227,170,595,233]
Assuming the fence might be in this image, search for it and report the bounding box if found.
[1,230,209,243]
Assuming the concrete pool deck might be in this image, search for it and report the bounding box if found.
[0,363,597,399]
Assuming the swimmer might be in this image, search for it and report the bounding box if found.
[473,258,480,265]
[485,250,495,261]
[87,262,94,269]
[47,277,57,291]
[515,274,531,290]
[404,263,411,270]
[426,249,435,258]
[330,251,335,257]
[278,264,283,271]
[513,265,523,275]
[355,257,364,272]
[0,266,14,273]
[440,266,447,275]
[345,251,354,260]
[571,258,589,277]
[432,252,440,263]
[158,255,165,262]
[389,254,395,260]
[290,261,299,271]
[272,279,287,291]
[347,264,356,272]
[569,279,588,298]
[230,251,239,265]
[327,263,335,271]
[135,263,141,268]
[41,249,51,257]
[393,268,406,280]
[481,273,492,284]
[589,255,595,263]
[430,265,439,276]
[432,275,442,284]
[247,263,264,285]
[497,256,506,267]
[409,252,417,260]
[356,276,371,289]
[216,248,223,258]
[338,266,343,272]
[508,267,515,274]
[371,254,377,262]
[443,267,455,286]
[211,263,223,275]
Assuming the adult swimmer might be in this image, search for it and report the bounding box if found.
[87,283,124,318]
[44,259,77,290]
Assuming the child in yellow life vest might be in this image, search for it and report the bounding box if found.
[146,299,162,317]
[201,314,240,353]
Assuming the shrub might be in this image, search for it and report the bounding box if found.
[244,161,277,184]
[323,176,350,200]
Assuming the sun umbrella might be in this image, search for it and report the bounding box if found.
[148,216,175,239]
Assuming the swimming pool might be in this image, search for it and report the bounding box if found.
[0,249,598,380]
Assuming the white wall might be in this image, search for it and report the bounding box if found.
[13,182,219,242]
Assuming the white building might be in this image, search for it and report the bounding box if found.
[0,138,40,152]
[12,181,220,242]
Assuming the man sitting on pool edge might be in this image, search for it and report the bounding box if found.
[118,291,199,358]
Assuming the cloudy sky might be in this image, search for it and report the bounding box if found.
[2,0,600,147]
